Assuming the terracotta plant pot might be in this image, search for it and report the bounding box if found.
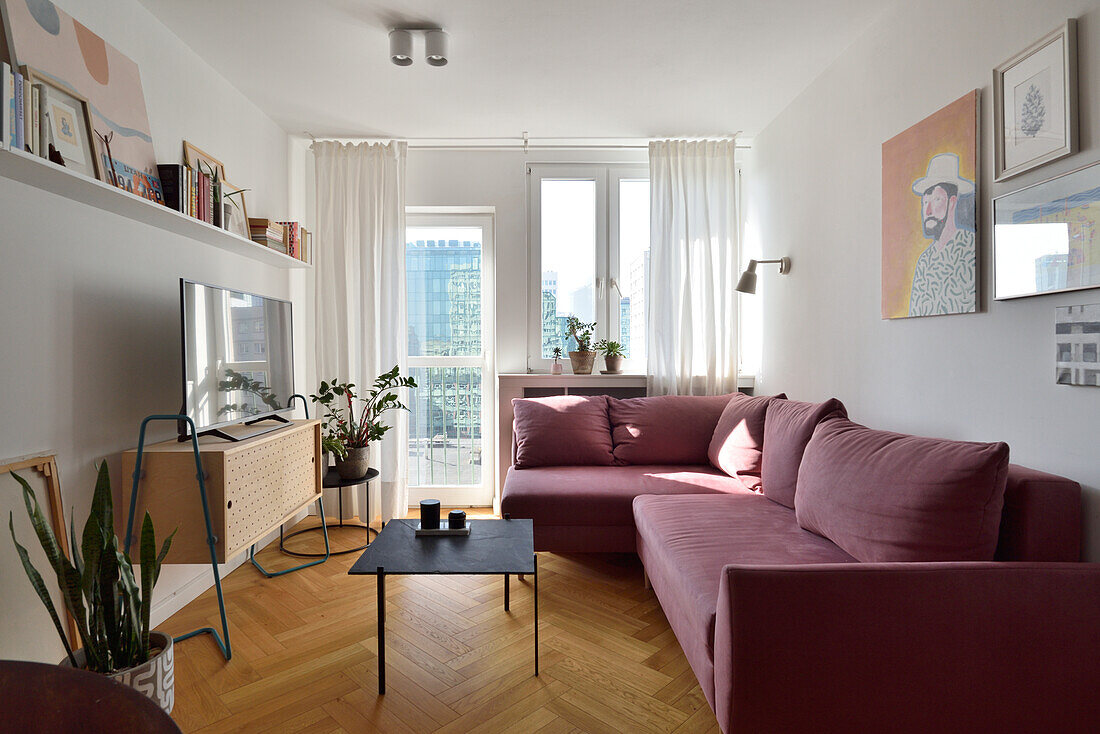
[62,630,175,714]
[569,350,596,375]
[336,446,371,479]
[603,354,624,374]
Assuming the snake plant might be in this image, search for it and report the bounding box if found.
[8,462,175,673]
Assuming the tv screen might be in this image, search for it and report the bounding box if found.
[180,280,294,438]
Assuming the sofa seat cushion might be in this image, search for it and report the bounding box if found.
[634,493,854,708]
[761,397,847,508]
[501,465,751,528]
[608,394,735,465]
[795,419,1010,562]
[511,395,614,468]
[707,392,786,490]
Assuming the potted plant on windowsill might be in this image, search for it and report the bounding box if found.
[551,346,563,375]
[8,462,178,713]
[594,339,626,374]
[566,316,597,375]
[311,365,417,480]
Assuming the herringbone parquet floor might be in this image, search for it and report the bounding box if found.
[165,510,720,733]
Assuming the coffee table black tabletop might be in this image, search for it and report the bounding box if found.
[349,517,537,694]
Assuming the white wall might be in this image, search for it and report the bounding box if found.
[0,0,294,662]
[747,0,1100,558]
[405,148,648,373]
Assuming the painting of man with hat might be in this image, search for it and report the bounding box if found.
[882,91,979,318]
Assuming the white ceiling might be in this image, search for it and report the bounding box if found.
[138,0,887,139]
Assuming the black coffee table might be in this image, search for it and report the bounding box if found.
[348,517,537,694]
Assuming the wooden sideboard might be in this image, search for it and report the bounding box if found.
[120,419,322,563]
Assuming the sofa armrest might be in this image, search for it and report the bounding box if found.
[713,562,1100,734]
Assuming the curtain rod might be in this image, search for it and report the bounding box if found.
[301,132,752,151]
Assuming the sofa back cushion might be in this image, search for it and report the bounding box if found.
[512,395,614,468]
[761,397,847,508]
[795,419,1010,562]
[707,393,787,491]
[609,394,734,465]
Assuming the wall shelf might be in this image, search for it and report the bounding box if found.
[0,144,310,270]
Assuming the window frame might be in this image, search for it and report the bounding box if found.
[526,162,649,372]
[405,207,497,506]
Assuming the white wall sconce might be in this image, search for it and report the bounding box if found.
[390,28,449,66]
[735,257,791,294]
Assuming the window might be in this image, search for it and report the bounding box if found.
[528,164,649,370]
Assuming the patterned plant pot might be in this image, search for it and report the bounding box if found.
[603,355,624,373]
[62,630,175,714]
[336,446,371,479]
[569,351,596,375]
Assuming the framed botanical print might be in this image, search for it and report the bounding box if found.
[222,181,249,239]
[993,20,1077,181]
[22,66,100,180]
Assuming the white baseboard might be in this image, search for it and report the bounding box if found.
[149,509,308,628]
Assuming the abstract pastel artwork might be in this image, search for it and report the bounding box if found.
[881,90,979,319]
[0,0,162,201]
[993,159,1100,299]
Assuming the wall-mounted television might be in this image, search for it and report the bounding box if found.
[179,279,295,441]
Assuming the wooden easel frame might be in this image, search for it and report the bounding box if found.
[2,454,79,643]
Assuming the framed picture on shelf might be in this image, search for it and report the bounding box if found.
[182,141,226,180]
[993,19,1077,181]
[993,158,1100,300]
[222,182,249,239]
[1,0,163,200]
[21,66,100,180]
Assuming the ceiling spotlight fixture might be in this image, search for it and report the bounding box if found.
[389,29,413,66]
[389,27,449,67]
[424,29,449,66]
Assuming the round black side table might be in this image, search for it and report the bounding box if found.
[280,467,379,557]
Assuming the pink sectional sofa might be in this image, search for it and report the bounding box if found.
[500,392,1100,733]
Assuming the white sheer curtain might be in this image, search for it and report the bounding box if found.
[647,139,740,396]
[312,141,409,522]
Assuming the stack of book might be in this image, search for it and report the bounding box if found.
[248,218,287,253]
[3,62,47,157]
[157,164,222,227]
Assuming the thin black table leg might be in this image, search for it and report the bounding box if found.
[377,567,386,694]
[504,573,510,611]
[530,556,534,677]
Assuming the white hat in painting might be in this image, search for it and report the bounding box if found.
[911,153,975,196]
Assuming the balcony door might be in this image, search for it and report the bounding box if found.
[405,209,495,506]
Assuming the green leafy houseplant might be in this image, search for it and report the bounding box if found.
[8,462,176,673]
[565,316,596,352]
[593,339,625,357]
[310,365,417,454]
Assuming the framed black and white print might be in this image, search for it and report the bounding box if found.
[994,19,1077,181]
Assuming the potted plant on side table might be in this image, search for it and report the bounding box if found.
[311,365,417,480]
[565,316,597,375]
[8,462,178,714]
[594,339,626,374]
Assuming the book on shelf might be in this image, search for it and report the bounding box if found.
[22,74,31,153]
[300,227,312,264]
[157,164,186,213]
[248,218,287,253]
[2,63,13,150]
[13,69,23,152]
[29,84,39,156]
[276,221,300,259]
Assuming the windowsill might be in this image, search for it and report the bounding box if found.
[499,372,756,389]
